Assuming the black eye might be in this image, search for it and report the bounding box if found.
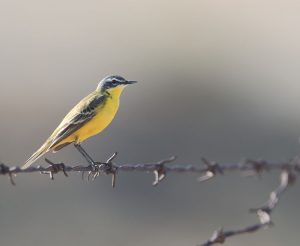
[108,80,119,88]
[112,80,118,85]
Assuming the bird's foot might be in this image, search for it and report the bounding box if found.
[89,161,97,172]
[85,152,118,187]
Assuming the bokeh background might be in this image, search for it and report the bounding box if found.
[0,1,300,245]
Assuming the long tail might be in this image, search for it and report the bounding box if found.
[22,141,52,169]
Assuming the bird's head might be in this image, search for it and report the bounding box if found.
[96,75,137,93]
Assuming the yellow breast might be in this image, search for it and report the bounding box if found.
[76,100,119,142]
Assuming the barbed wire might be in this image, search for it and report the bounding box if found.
[0,152,299,245]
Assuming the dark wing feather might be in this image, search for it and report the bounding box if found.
[49,93,106,149]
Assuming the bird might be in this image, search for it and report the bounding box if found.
[22,75,137,169]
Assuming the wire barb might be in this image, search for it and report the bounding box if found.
[202,228,226,246]
[152,156,177,186]
[42,159,68,180]
[198,158,223,182]
[0,163,15,185]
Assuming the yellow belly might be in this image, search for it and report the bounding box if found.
[76,101,119,142]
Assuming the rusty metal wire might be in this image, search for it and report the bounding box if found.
[0,153,299,245]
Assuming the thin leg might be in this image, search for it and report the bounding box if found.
[74,143,96,170]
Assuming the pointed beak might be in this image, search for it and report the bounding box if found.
[123,80,137,85]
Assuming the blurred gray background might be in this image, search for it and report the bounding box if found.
[0,0,300,245]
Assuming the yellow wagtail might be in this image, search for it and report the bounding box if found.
[22,75,137,169]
